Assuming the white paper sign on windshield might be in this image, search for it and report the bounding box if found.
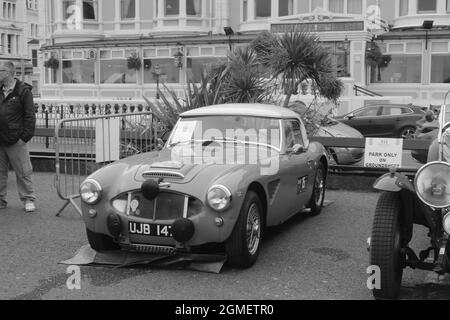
[364,138,403,168]
[170,121,197,144]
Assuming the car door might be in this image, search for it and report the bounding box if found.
[376,106,403,137]
[342,106,381,136]
[279,119,312,222]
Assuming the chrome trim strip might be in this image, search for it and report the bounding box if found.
[183,196,189,218]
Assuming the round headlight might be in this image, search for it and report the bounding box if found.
[80,179,102,204]
[207,185,232,212]
[414,161,450,208]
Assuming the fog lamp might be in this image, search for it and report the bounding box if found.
[107,213,122,237]
[414,162,450,208]
[88,209,97,218]
[172,218,195,243]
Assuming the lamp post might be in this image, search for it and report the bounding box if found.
[154,63,161,99]
[337,36,351,77]
[224,27,234,51]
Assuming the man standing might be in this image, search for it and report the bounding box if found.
[0,61,36,212]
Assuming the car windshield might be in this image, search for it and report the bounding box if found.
[167,115,282,150]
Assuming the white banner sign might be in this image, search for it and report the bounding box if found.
[95,118,120,163]
[364,138,403,168]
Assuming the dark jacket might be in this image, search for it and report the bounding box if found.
[0,79,35,146]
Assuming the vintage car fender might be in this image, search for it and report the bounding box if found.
[373,171,415,193]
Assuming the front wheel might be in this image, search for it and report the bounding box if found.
[225,191,263,268]
[370,192,405,299]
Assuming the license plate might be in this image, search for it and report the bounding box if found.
[128,222,172,237]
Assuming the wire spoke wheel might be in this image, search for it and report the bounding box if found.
[246,203,261,255]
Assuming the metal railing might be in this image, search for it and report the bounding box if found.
[53,111,157,217]
[353,85,383,97]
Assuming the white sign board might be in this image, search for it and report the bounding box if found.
[95,118,120,163]
[364,138,403,168]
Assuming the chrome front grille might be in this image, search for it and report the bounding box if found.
[142,170,185,180]
[124,191,204,220]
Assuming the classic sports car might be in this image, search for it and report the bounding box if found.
[80,104,328,268]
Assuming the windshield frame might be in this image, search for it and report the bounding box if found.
[166,115,283,152]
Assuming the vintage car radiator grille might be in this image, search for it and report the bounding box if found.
[127,191,203,220]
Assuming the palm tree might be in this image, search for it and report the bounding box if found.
[251,31,343,107]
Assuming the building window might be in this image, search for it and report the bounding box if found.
[399,0,408,16]
[187,0,201,16]
[311,0,324,11]
[370,54,422,84]
[417,0,436,13]
[329,0,344,13]
[143,58,179,83]
[255,0,271,18]
[63,60,96,83]
[32,49,38,67]
[63,0,98,20]
[121,0,135,19]
[347,0,362,14]
[447,0,450,13]
[431,55,450,83]
[165,0,179,16]
[279,0,293,16]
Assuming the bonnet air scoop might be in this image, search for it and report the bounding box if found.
[142,161,185,180]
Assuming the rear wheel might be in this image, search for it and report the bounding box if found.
[399,126,416,139]
[370,192,405,300]
[225,191,263,268]
[308,163,326,216]
[86,228,120,251]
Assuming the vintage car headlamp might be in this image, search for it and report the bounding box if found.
[207,185,232,212]
[80,179,102,205]
[414,162,450,208]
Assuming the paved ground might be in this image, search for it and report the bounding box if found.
[0,172,449,300]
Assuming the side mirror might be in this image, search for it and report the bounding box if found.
[346,113,355,120]
[156,138,164,151]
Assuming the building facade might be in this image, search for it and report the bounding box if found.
[38,0,450,107]
[0,0,43,95]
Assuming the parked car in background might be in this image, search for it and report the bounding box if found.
[411,109,449,164]
[289,102,364,165]
[80,104,329,268]
[336,104,425,139]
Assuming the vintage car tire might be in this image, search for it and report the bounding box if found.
[308,163,326,216]
[86,228,120,251]
[225,191,263,268]
[370,192,405,300]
